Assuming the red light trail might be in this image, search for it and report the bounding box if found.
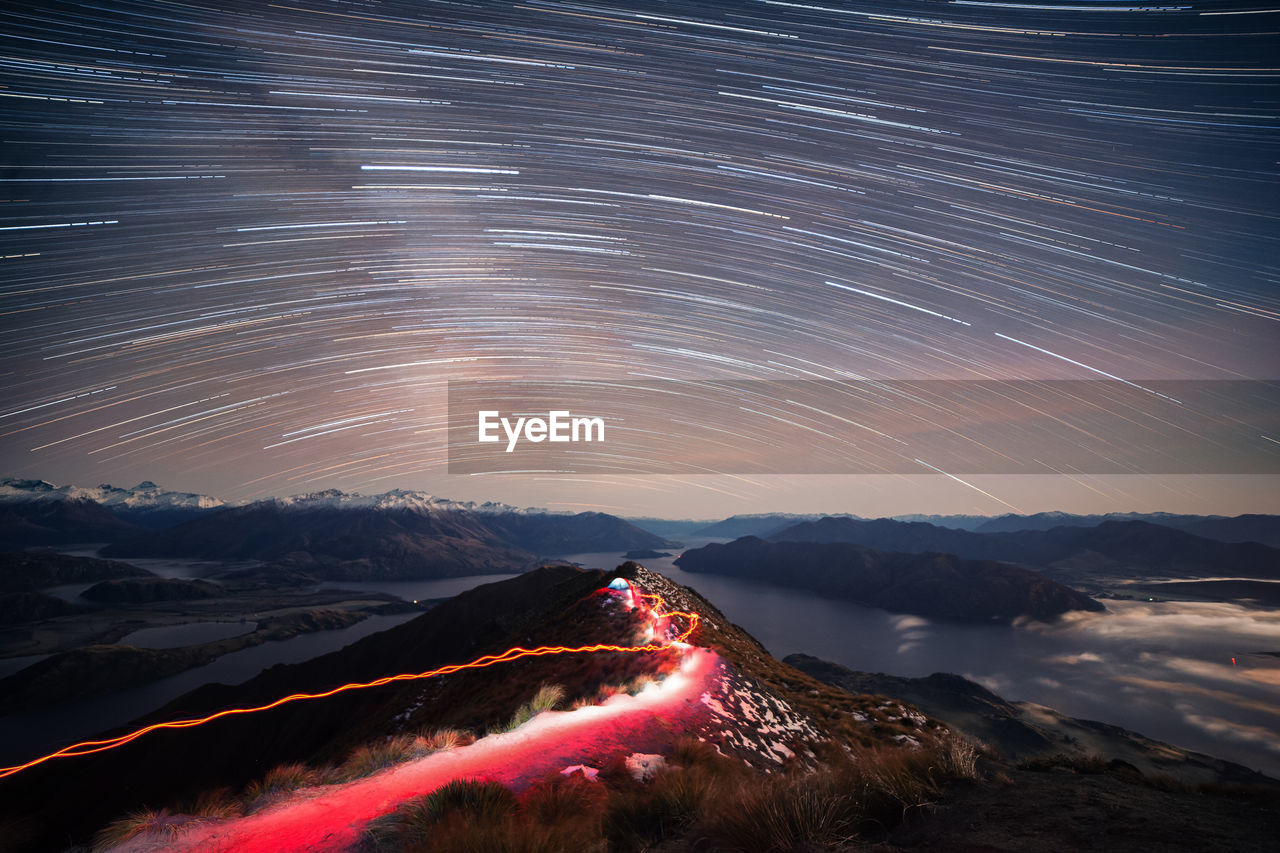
[0,580,698,781]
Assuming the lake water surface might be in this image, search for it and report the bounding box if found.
[562,547,1280,778]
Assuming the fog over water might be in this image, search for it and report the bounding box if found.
[564,548,1280,778]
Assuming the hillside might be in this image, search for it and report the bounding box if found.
[676,536,1103,621]
[0,498,141,548]
[0,565,955,851]
[0,551,153,593]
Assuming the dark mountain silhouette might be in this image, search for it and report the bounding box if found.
[973,511,1280,547]
[889,513,992,530]
[695,512,857,539]
[0,498,141,548]
[768,517,1280,580]
[101,504,676,580]
[622,516,707,540]
[481,510,678,556]
[675,536,1102,621]
[971,511,1196,534]
[0,592,82,627]
[1174,513,1280,548]
[81,577,222,603]
[0,551,152,593]
[102,503,531,579]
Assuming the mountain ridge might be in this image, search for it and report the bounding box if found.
[767,517,1280,582]
[676,536,1103,621]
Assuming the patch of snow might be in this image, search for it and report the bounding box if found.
[561,764,600,782]
[700,692,729,718]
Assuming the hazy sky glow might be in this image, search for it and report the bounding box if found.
[1,1,1277,516]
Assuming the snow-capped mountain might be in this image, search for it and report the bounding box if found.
[268,488,565,515]
[270,488,516,514]
[0,478,226,512]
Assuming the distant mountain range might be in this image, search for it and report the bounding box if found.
[766,517,1280,582]
[0,478,226,530]
[672,510,1280,546]
[691,512,861,539]
[0,479,677,580]
[971,510,1280,546]
[675,536,1102,621]
[99,501,675,580]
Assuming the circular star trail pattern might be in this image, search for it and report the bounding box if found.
[0,0,1277,508]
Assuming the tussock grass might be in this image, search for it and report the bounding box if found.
[520,772,608,827]
[701,738,977,850]
[420,779,520,824]
[704,774,859,852]
[404,816,601,853]
[362,779,519,850]
[602,766,714,851]
[91,808,184,851]
[183,786,242,819]
[1018,752,1110,775]
[243,762,325,810]
[501,683,565,732]
[339,742,410,781]
[339,728,472,781]
[939,737,980,780]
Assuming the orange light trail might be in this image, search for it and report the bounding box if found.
[0,580,699,781]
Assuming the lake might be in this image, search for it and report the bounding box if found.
[562,547,1280,779]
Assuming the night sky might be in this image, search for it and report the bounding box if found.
[2,0,1277,517]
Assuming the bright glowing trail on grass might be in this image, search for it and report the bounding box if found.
[0,579,698,780]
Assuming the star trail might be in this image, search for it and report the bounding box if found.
[1,0,1277,515]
